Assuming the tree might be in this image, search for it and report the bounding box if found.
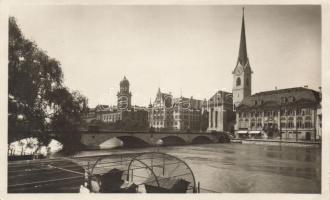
[8,17,88,154]
[9,17,63,144]
[49,88,88,153]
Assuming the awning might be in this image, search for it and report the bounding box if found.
[237,131,248,134]
[249,131,261,135]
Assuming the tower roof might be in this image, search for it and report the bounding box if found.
[120,76,129,86]
[236,8,249,68]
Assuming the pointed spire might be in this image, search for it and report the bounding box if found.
[237,7,248,66]
[148,98,152,108]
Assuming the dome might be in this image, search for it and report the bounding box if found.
[120,76,129,86]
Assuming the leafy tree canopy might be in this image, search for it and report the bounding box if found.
[9,17,88,153]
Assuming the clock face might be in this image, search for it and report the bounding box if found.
[236,66,243,75]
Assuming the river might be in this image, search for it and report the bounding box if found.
[75,143,321,193]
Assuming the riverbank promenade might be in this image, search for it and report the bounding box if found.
[231,138,321,147]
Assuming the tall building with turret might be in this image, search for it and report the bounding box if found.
[83,77,148,130]
[232,8,252,111]
[117,76,132,110]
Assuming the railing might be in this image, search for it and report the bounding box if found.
[8,152,203,193]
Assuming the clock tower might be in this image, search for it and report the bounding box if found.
[232,8,252,111]
[117,76,132,110]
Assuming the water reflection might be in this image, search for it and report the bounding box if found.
[76,143,321,193]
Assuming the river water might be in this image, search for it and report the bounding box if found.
[75,143,321,193]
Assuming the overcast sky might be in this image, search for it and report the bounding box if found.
[10,5,321,108]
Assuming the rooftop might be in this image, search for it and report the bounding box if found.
[238,87,321,110]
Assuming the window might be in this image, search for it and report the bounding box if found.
[289,96,295,102]
[287,118,294,128]
[236,77,241,86]
[297,117,303,128]
[257,118,262,128]
[280,117,286,128]
[215,111,218,128]
[265,111,271,117]
[246,78,249,86]
[210,109,214,128]
[270,111,275,117]
[305,121,312,128]
[251,119,256,128]
[281,97,288,104]
[296,109,301,115]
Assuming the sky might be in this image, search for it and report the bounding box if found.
[10,5,321,108]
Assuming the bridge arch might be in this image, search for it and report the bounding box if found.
[191,135,213,144]
[99,136,151,149]
[159,136,186,146]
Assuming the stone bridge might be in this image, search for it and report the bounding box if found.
[80,131,222,149]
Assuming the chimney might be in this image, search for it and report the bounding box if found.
[304,85,308,88]
[275,86,277,90]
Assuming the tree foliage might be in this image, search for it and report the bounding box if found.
[8,17,88,154]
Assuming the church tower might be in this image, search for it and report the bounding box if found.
[232,8,252,111]
[117,76,132,110]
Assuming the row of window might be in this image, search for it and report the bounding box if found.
[152,120,201,126]
[241,121,313,129]
[102,115,120,122]
[240,116,312,122]
[239,108,313,118]
[152,121,183,126]
[251,96,297,106]
[151,111,200,116]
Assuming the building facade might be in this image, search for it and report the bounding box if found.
[231,9,322,141]
[148,88,203,131]
[202,91,235,132]
[235,87,321,141]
